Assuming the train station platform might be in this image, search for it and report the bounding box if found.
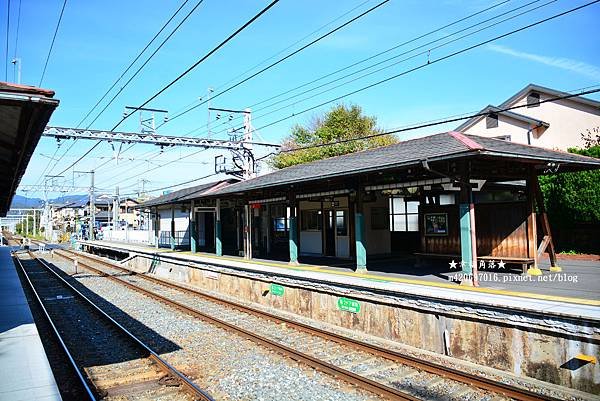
[79,240,600,320]
[0,246,61,401]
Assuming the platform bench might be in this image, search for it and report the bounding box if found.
[477,256,535,274]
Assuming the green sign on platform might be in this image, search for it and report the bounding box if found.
[337,297,360,313]
[270,283,285,296]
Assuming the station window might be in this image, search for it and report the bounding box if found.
[336,210,348,236]
[389,197,419,232]
[486,113,498,129]
[439,194,456,205]
[271,205,288,232]
[301,210,322,231]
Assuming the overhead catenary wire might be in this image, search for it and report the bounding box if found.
[251,0,600,134]
[75,0,193,128]
[205,0,552,140]
[247,0,556,125]
[163,0,377,135]
[80,0,521,184]
[158,0,391,129]
[56,0,280,178]
[90,0,576,192]
[39,0,68,87]
[165,0,514,136]
[5,0,10,82]
[82,0,206,130]
[263,87,600,156]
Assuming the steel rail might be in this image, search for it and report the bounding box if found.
[12,252,97,401]
[53,249,420,401]
[22,250,214,401]
[57,248,562,401]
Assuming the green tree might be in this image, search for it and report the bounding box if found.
[539,144,600,252]
[269,104,397,169]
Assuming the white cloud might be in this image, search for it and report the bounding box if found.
[487,44,600,81]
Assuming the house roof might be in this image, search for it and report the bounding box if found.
[499,83,600,109]
[208,132,600,196]
[455,105,549,132]
[141,179,239,208]
[0,82,59,216]
[455,83,600,132]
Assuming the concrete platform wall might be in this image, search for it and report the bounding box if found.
[123,253,599,394]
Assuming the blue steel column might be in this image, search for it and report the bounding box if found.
[190,200,196,253]
[215,199,222,256]
[459,203,473,276]
[289,194,298,264]
[355,188,367,272]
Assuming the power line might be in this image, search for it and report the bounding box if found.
[58,0,280,177]
[269,87,600,155]
[94,0,553,189]
[160,0,391,128]
[253,1,600,133]
[213,0,375,94]
[40,0,201,186]
[178,0,519,139]
[248,0,554,125]
[88,0,494,180]
[39,0,67,87]
[75,0,193,128]
[83,0,206,129]
[12,0,21,62]
[5,0,10,81]
[121,172,218,197]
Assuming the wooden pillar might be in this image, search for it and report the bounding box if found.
[354,188,367,272]
[288,194,299,265]
[531,173,560,271]
[215,199,222,256]
[190,200,197,253]
[526,175,542,275]
[154,207,159,249]
[243,204,252,260]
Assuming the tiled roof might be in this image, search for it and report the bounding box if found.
[141,179,239,207]
[211,132,600,196]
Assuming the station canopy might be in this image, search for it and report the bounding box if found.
[0,82,59,216]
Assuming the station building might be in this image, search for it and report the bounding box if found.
[140,131,600,282]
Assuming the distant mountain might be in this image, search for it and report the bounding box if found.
[10,193,88,209]
[10,194,44,208]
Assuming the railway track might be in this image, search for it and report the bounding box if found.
[47,247,568,401]
[12,250,214,401]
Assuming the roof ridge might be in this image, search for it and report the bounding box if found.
[448,131,484,150]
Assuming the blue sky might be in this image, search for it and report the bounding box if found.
[5,0,600,198]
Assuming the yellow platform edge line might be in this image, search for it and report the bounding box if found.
[171,250,600,307]
[87,243,599,307]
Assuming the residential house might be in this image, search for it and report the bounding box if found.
[456,84,600,150]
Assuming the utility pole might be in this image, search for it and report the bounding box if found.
[114,186,120,231]
[90,170,95,240]
[75,170,95,240]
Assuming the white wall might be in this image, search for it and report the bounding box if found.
[158,208,189,231]
[462,93,600,150]
[299,200,322,255]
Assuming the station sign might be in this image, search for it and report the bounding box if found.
[270,283,285,296]
[337,297,360,313]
